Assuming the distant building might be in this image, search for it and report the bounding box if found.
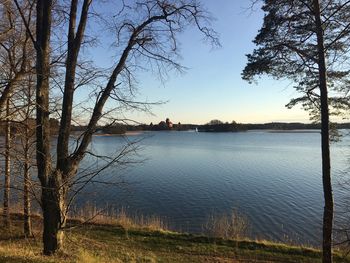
[158,121,167,130]
[166,118,173,129]
[157,118,173,130]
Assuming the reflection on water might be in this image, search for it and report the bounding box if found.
[75,130,350,246]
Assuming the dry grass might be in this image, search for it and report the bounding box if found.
[1,205,349,262]
[202,209,250,240]
[0,215,349,262]
[69,204,168,232]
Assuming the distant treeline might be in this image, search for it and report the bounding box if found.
[2,120,350,136]
[243,122,321,130]
[69,121,350,135]
[245,122,350,130]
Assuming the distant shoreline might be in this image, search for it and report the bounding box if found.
[266,129,321,133]
[93,131,144,136]
[91,129,323,136]
[67,121,350,135]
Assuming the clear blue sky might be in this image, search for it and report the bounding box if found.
[85,0,310,125]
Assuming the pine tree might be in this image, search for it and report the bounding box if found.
[242,1,350,262]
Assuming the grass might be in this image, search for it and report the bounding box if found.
[0,214,349,262]
[70,204,168,232]
[202,209,250,240]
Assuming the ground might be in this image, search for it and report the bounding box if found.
[0,215,348,263]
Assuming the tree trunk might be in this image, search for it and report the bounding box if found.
[313,1,333,262]
[35,0,54,255]
[3,97,11,226]
[23,165,32,236]
[41,176,66,254]
[23,122,32,237]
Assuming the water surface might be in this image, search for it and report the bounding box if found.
[76,130,350,246]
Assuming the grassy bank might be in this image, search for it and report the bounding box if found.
[0,215,349,262]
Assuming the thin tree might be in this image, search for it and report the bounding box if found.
[3,96,11,226]
[0,0,35,230]
[22,82,35,237]
[242,1,350,262]
[12,75,36,237]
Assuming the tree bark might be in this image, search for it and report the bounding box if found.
[3,97,11,226]
[57,0,91,169]
[41,173,66,254]
[313,1,333,262]
[35,0,56,255]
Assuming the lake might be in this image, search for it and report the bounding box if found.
[75,130,350,246]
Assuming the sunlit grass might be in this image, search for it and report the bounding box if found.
[69,204,168,232]
[0,213,348,262]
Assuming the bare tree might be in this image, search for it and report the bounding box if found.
[11,74,37,237]
[15,0,219,255]
[0,0,35,227]
[0,0,34,114]
[22,88,35,237]
[3,96,11,226]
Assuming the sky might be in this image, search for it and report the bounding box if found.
[84,0,311,125]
